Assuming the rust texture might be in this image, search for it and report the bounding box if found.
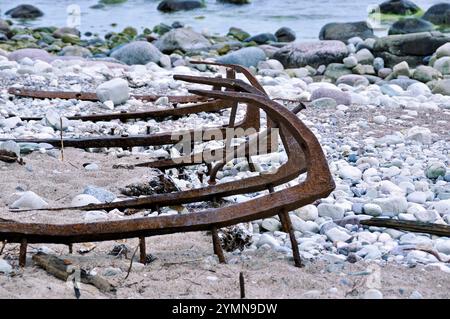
[0,62,335,268]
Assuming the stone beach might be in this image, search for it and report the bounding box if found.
[0,0,450,299]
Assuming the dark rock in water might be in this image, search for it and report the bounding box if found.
[373,32,450,67]
[273,40,348,68]
[111,41,162,65]
[154,27,210,53]
[153,23,172,35]
[5,4,44,19]
[388,18,434,35]
[227,27,250,41]
[319,21,374,43]
[157,0,204,12]
[378,0,421,15]
[53,27,81,38]
[244,33,277,44]
[171,21,184,28]
[275,27,296,42]
[217,46,266,67]
[8,48,52,62]
[311,87,352,105]
[90,3,106,9]
[217,0,250,4]
[422,3,450,26]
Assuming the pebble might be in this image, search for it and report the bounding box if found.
[83,185,116,203]
[261,218,281,232]
[325,227,351,243]
[363,289,383,299]
[0,259,12,274]
[295,205,319,221]
[256,233,280,249]
[425,163,446,180]
[96,78,130,105]
[373,115,387,124]
[363,203,382,217]
[71,194,101,207]
[84,210,108,221]
[318,203,345,220]
[11,191,48,210]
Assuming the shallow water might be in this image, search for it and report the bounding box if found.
[0,0,445,39]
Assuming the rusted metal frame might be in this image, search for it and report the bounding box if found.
[0,91,334,268]
[7,87,206,103]
[211,227,226,264]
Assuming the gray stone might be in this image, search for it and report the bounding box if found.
[325,227,351,242]
[244,33,277,44]
[392,61,410,77]
[364,289,383,299]
[295,205,319,221]
[336,74,370,87]
[256,233,280,248]
[5,4,43,18]
[433,57,450,75]
[84,210,108,221]
[157,0,204,12]
[83,185,116,203]
[432,79,450,95]
[356,48,374,64]
[388,18,435,35]
[409,291,423,299]
[318,203,345,220]
[0,259,12,274]
[422,3,450,25]
[290,215,319,233]
[45,110,69,131]
[319,21,374,42]
[406,126,432,144]
[435,240,450,255]
[96,78,130,105]
[71,194,101,207]
[343,55,358,68]
[273,41,348,68]
[217,47,266,67]
[111,41,162,65]
[261,218,281,232]
[311,87,352,105]
[8,49,52,63]
[373,57,385,71]
[436,43,450,59]
[275,27,296,42]
[154,28,210,53]
[406,191,427,204]
[11,191,48,210]
[324,63,352,81]
[363,203,383,217]
[412,65,442,83]
[310,98,337,108]
[425,163,446,179]
[61,45,92,58]
[372,196,408,215]
[378,0,421,15]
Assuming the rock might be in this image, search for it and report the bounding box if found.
[261,218,281,232]
[422,3,450,26]
[388,18,434,35]
[84,210,108,221]
[373,57,385,71]
[8,49,52,62]
[311,87,351,105]
[434,199,450,215]
[154,28,210,53]
[432,79,450,95]
[257,59,283,71]
[343,56,358,68]
[319,21,374,42]
[363,289,383,299]
[103,267,123,276]
[378,0,421,15]
[433,57,450,75]
[363,203,383,217]
[256,233,279,248]
[0,19,10,33]
[227,27,250,41]
[338,165,362,180]
[157,0,204,12]
[85,163,99,171]
[358,245,382,260]
[406,126,432,144]
[71,194,101,207]
[217,47,266,67]
[392,61,410,77]
[11,191,48,210]
[373,196,408,215]
[244,33,277,44]
[373,32,450,67]
[275,27,296,42]
[53,27,80,38]
[111,41,162,65]
[436,43,450,59]
[310,98,337,108]
[61,45,92,58]
[409,291,423,299]
[0,259,12,274]
[218,0,250,4]
[378,68,392,78]
[412,65,442,83]
[295,205,319,221]
[318,203,345,220]
[336,74,369,87]
[373,115,387,124]
[325,227,351,242]
[96,78,130,105]
[291,215,319,233]
[273,40,348,68]
[45,110,69,131]
[356,49,374,64]
[436,240,450,255]
[5,4,43,19]
[0,140,20,158]
[324,63,352,81]
[425,163,446,179]
[83,186,116,203]
[406,191,427,204]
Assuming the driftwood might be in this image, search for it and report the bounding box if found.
[32,252,116,294]
[361,218,450,237]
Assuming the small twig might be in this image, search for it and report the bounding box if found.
[161,258,203,267]
[60,117,64,161]
[124,245,139,280]
[0,240,6,255]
